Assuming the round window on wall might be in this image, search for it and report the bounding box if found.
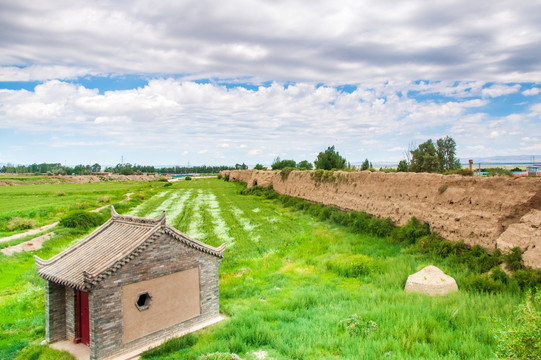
[135,292,152,311]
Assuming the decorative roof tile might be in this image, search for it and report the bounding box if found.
[35,206,225,290]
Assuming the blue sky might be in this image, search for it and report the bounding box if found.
[1,1,540,167]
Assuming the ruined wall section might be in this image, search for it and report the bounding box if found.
[222,170,541,268]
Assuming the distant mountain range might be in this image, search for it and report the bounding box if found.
[464,155,541,165]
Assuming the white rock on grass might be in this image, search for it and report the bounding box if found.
[405,265,458,296]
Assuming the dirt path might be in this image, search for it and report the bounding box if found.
[0,192,135,254]
[0,222,58,244]
[1,232,55,255]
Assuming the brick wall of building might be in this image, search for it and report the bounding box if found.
[65,287,76,341]
[46,281,66,342]
[89,232,222,360]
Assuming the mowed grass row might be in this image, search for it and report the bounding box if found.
[0,178,523,359]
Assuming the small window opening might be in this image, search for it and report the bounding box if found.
[135,292,152,311]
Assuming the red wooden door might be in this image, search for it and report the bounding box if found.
[76,290,90,346]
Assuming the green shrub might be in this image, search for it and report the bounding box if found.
[484,167,512,177]
[6,217,36,231]
[59,211,105,229]
[318,206,333,221]
[493,291,541,359]
[55,191,67,196]
[279,167,296,181]
[217,174,223,179]
[224,174,230,181]
[142,334,197,358]
[326,254,380,278]
[463,273,506,293]
[185,176,192,181]
[330,209,351,226]
[392,217,431,245]
[438,184,448,194]
[368,217,395,237]
[490,268,510,284]
[158,177,169,182]
[505,247,524,271]
[444,169,473,176]
[163,182,173,187]
[513,269,541,291]
[310,169,336,183]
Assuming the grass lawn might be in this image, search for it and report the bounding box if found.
[0,178,524,359]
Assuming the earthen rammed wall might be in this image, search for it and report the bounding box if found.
[221,170,541,268]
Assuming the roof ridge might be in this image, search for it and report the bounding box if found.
[163,225,225,258]
[35,217,115,268]
[82,223,165,290]
[111,205,166,225]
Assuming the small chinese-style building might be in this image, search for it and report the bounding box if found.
[35,207,225,360]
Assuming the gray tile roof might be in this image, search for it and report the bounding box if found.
[35,207,225,290]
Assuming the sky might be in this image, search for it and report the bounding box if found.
[1,1,540,167]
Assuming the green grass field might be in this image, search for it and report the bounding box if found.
[0,181,159,238]
[0,178,527,359]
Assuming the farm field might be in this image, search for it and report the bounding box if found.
[0,178,526,359]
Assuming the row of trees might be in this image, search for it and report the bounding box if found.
[0,163,234,175]
[257,136,460,174]
[407,136,461,173]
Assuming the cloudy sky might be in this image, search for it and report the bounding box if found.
[1,0,540,167]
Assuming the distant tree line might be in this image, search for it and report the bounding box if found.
[0,162,234,175]
[157,165,235,174]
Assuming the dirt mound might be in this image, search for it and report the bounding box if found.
[0,174,164,185]
[222,169,541,268]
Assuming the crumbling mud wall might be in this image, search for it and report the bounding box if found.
[222,170,541,269]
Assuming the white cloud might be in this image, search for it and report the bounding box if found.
[1,1,541,82]
[467,145,485,151]
[481,84,521,98]
[0,65,97,82]
[1,79,540,164]
[94,116,131,124]
[522,144,541,151]
[522,87,541,96]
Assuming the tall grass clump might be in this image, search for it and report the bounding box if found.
[505,247,524,271]
[59,211,105,229]
[493,290,541,359]
[6,217,36,231]
[326,254,380,278]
